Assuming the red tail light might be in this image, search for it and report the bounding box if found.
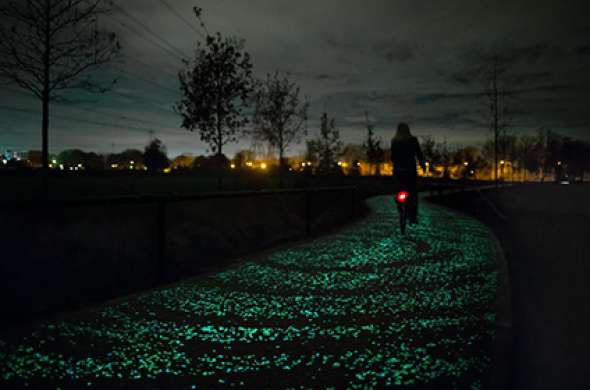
[396,191,409,203]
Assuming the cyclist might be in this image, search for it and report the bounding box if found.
[391,123,426,224]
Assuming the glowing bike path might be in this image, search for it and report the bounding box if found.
[1,196,500,389]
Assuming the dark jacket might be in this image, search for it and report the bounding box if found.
[391,136,425,174]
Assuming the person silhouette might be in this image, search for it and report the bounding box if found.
[391,123,426,224]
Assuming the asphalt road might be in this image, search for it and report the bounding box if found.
[431,183,590,390]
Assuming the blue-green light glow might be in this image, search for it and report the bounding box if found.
[0,196,498,388]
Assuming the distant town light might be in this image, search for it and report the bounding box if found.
[52,159,57,164]
[246,161,253,167]
[111,163,119,169]
[77,163,83,168]
[500,160,505,165]
[230,163,236,169]
[1,159,6,165]
[357,162,361,167]
[130,160,135,165]
[425,161,430,167]
[260,162,268,170]
[463,162,469,166]
[557,161,562,166]
[59,164,64,170]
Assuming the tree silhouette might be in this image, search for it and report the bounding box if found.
[233,149,256,169]
[434,140,451,178]
[451,146,487,179]
[308,112,342,175]
[107,149,144,170]
[0,0,120,186]
[177,31,253,164]
[478,51,513,184]
[58,149,105,170]
[144,138,169,173]
[517,135,543,181]
[362,111,384,175]
[252,71,308,174]
[170,155,195,171]
[452,47,515,183]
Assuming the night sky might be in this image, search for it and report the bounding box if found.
[1,0,589,157]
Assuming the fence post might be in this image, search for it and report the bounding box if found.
[156,200,167,282]
[305,189,311,236]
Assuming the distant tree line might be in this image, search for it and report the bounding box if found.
[3,128,589,183]
[2,2,589,185]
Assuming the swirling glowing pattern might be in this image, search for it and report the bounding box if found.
[1,196,498,388]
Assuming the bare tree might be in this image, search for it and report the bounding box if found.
[308,111,342,175]
[252,71,308,173]
[451,47,515,183]
[0,0,121,183]
[362,111,384,175]
[479,51,513,184]
[420,135,439,176]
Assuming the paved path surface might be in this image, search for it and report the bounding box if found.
[1,196,501,389]
[432,184,590,390]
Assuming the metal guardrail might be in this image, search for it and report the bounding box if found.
[1,186,358,283]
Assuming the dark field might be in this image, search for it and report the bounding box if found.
[0,171,469,201]
[0,172,301,201]
[0,172,379,201]
[430,183,590,390]
[0,180,367,325]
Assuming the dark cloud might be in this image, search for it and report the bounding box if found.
[2,0,590,156]
[506,71,552,85]
[378,42,416,63]
[415,92,484,105]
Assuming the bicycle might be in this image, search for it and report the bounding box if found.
[395,189,410,235]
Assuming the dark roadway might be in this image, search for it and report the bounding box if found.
[430,183,590,390]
